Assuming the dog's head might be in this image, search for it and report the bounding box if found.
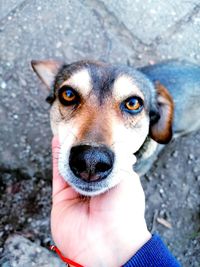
[32,60,173,196]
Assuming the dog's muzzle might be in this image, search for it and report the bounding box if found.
[69,145,114,182]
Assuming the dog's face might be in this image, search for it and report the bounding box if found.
[32,60,173,196]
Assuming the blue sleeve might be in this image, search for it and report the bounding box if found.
[123,234,182,267]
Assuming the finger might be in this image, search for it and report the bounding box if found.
[52,136,69,196]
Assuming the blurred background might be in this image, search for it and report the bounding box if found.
[0,0,200,266]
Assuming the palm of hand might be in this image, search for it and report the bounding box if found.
[51,137,150,267]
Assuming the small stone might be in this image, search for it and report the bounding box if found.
[56,41,62,48]
[193,167,199,173]
[36,247,42,253]
[164,163,169,169]
[137,54,142,60]
[172,150,178,158]
[27,218,32,223]
[145,175,152,181]
[11,93,16,98]
[13,114,18,120]
[1,81,6,89]
[159,188,164,195]
[160,174,165,180]
[159,209,166,217]
[5,225,10,231]
[150,9,156,14]
[193,240,197,245]
[161,203,166,208]
[188,154,194,160]
[43,237,51,244]
[148,60,155,65]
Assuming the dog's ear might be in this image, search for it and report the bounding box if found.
[149,82,174,144]
[31,60,62,90]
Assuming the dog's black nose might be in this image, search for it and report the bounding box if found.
[69,145,114,182]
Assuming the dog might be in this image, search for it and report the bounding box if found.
[31,59,200,196]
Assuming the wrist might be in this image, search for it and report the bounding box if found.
[131,229,152,254]
[120,228,152,266]
[51,230,151,267]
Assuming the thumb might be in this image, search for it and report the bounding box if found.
[52,136,69,197]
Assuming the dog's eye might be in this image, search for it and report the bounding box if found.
[58,86,79,106]
[62,89,76,101]
[122,97,143,114]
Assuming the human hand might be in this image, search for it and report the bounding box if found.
[51,136,151,267]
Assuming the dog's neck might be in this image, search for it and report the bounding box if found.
[134,136,160,176]
[135,136,155,159]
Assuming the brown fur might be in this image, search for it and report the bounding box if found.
[74,98,113,145]
[150,82,174,144]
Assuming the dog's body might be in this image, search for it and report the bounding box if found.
[32,59,200,195]
[135,60,200,175]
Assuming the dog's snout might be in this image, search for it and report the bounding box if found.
[69,145,114,182]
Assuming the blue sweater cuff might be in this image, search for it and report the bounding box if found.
[123,234,182,267]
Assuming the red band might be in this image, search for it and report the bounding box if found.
[50,245,84,267]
